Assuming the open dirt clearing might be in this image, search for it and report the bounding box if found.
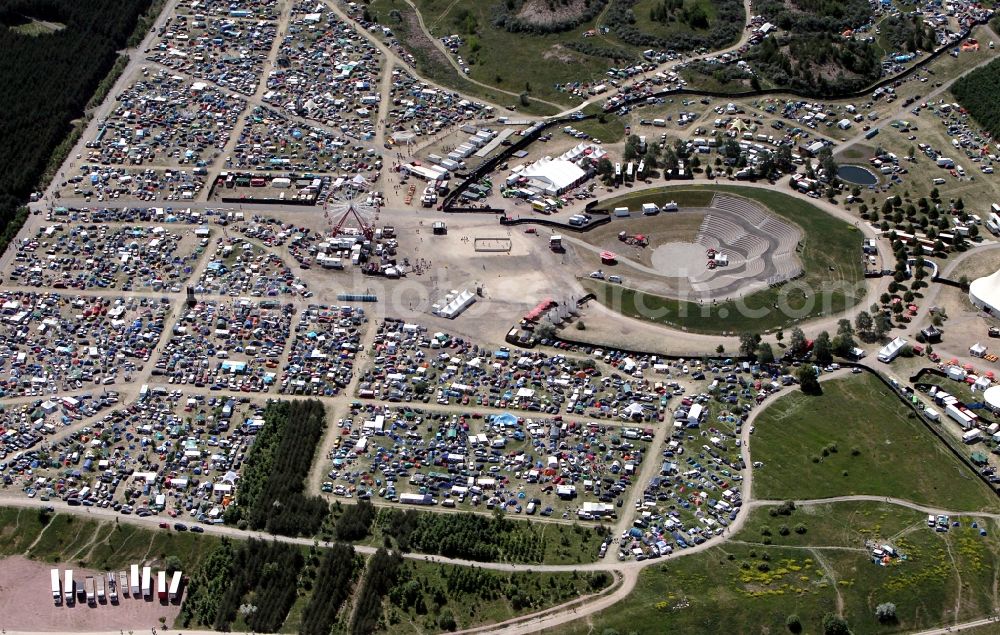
[0,556,180,632]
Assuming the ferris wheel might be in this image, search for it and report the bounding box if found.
[324,191,378,240]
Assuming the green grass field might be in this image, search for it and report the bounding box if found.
[369,0,559,115]
[751,374,999,511]
[370,0,618,109]
[583,185,866,334]
[552,501,1000,635]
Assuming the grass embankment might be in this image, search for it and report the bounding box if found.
[582,185,865,334]
[751,374,998,511]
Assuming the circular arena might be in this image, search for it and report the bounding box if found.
[572,193,803,302]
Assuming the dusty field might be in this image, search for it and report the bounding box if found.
[575,212,703,267]
[0,556,180,632]
[516,0,592,25]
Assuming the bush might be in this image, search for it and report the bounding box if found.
[794,524,807,534]
[875,602,897,623]
[778,525,790,536]
[786,614,802,633]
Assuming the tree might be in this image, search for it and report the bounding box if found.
[165,555,184,574]
[739,332,761,358]
[822,613,851,635]
[798,366,822,395]
[814,331,833,365]
[836,318,853,337]
[875,602,897,623]
[757,342,775,363]
[790,327,806,356]
[716,344,725,354]
[855,311,873,340]
[833,331,856,358]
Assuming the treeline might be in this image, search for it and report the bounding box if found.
[953,58,1000,139]
[747,33,880,96]
[179,538,304,632]
[350,548,403,635]
[225,400,329,536]
[300,543,359,635]
[377,509,545,563]
[491,0,607,34]
[603,0,743,52]
[0,0,151,254]
[756,0,871,32]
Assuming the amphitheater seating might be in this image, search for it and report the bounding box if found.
[711,195,768,226]
[688,194,806,290]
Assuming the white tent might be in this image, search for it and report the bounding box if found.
[970,268,1000,314]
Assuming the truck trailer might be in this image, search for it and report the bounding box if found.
[51,569,61,605]
[157,570,167,601]
[108,571,118,602]
[84,576,96,605]
[141,566,152,599]
[169,571,183,601]
[130,564,140,596]
[63,570,74,604]
[97,575,106,603]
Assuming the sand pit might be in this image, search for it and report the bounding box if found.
[0,556,180,632]
[649,242,706,277]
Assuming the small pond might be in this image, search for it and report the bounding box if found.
[837,164,879,186]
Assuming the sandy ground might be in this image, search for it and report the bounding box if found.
[0,557,180,633]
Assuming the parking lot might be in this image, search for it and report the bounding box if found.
[4,389,264,523]
[194,236,302,296]
[265,1,382,133]
[153,298,294,392]
[56,166,207,203]
[147,12,277,96]
[85,68,246,168]
[11,223,207,292]
[0,292,166,398]
[279,303,367,396]
[322,403,652,520]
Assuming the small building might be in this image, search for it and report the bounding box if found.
[432,221,447,235]
[970,342,988,358]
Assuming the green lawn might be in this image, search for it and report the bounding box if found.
[0,507,47,556]
[583,185,866,334]
[370,0,620,109]
[551,502,1000,635]
[630,0,718,40]
[740,501,927,550]
[370,0,561,114]
[751,374,999,511]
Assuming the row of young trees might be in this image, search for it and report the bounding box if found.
[377,509,546,563]
[952,57,1000,139]
[299,543,359,635]
[225,400,329,536]
[0,0,151,254]
[350,548,404,635]
[335,499,377,541]
[178,538,304,632]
